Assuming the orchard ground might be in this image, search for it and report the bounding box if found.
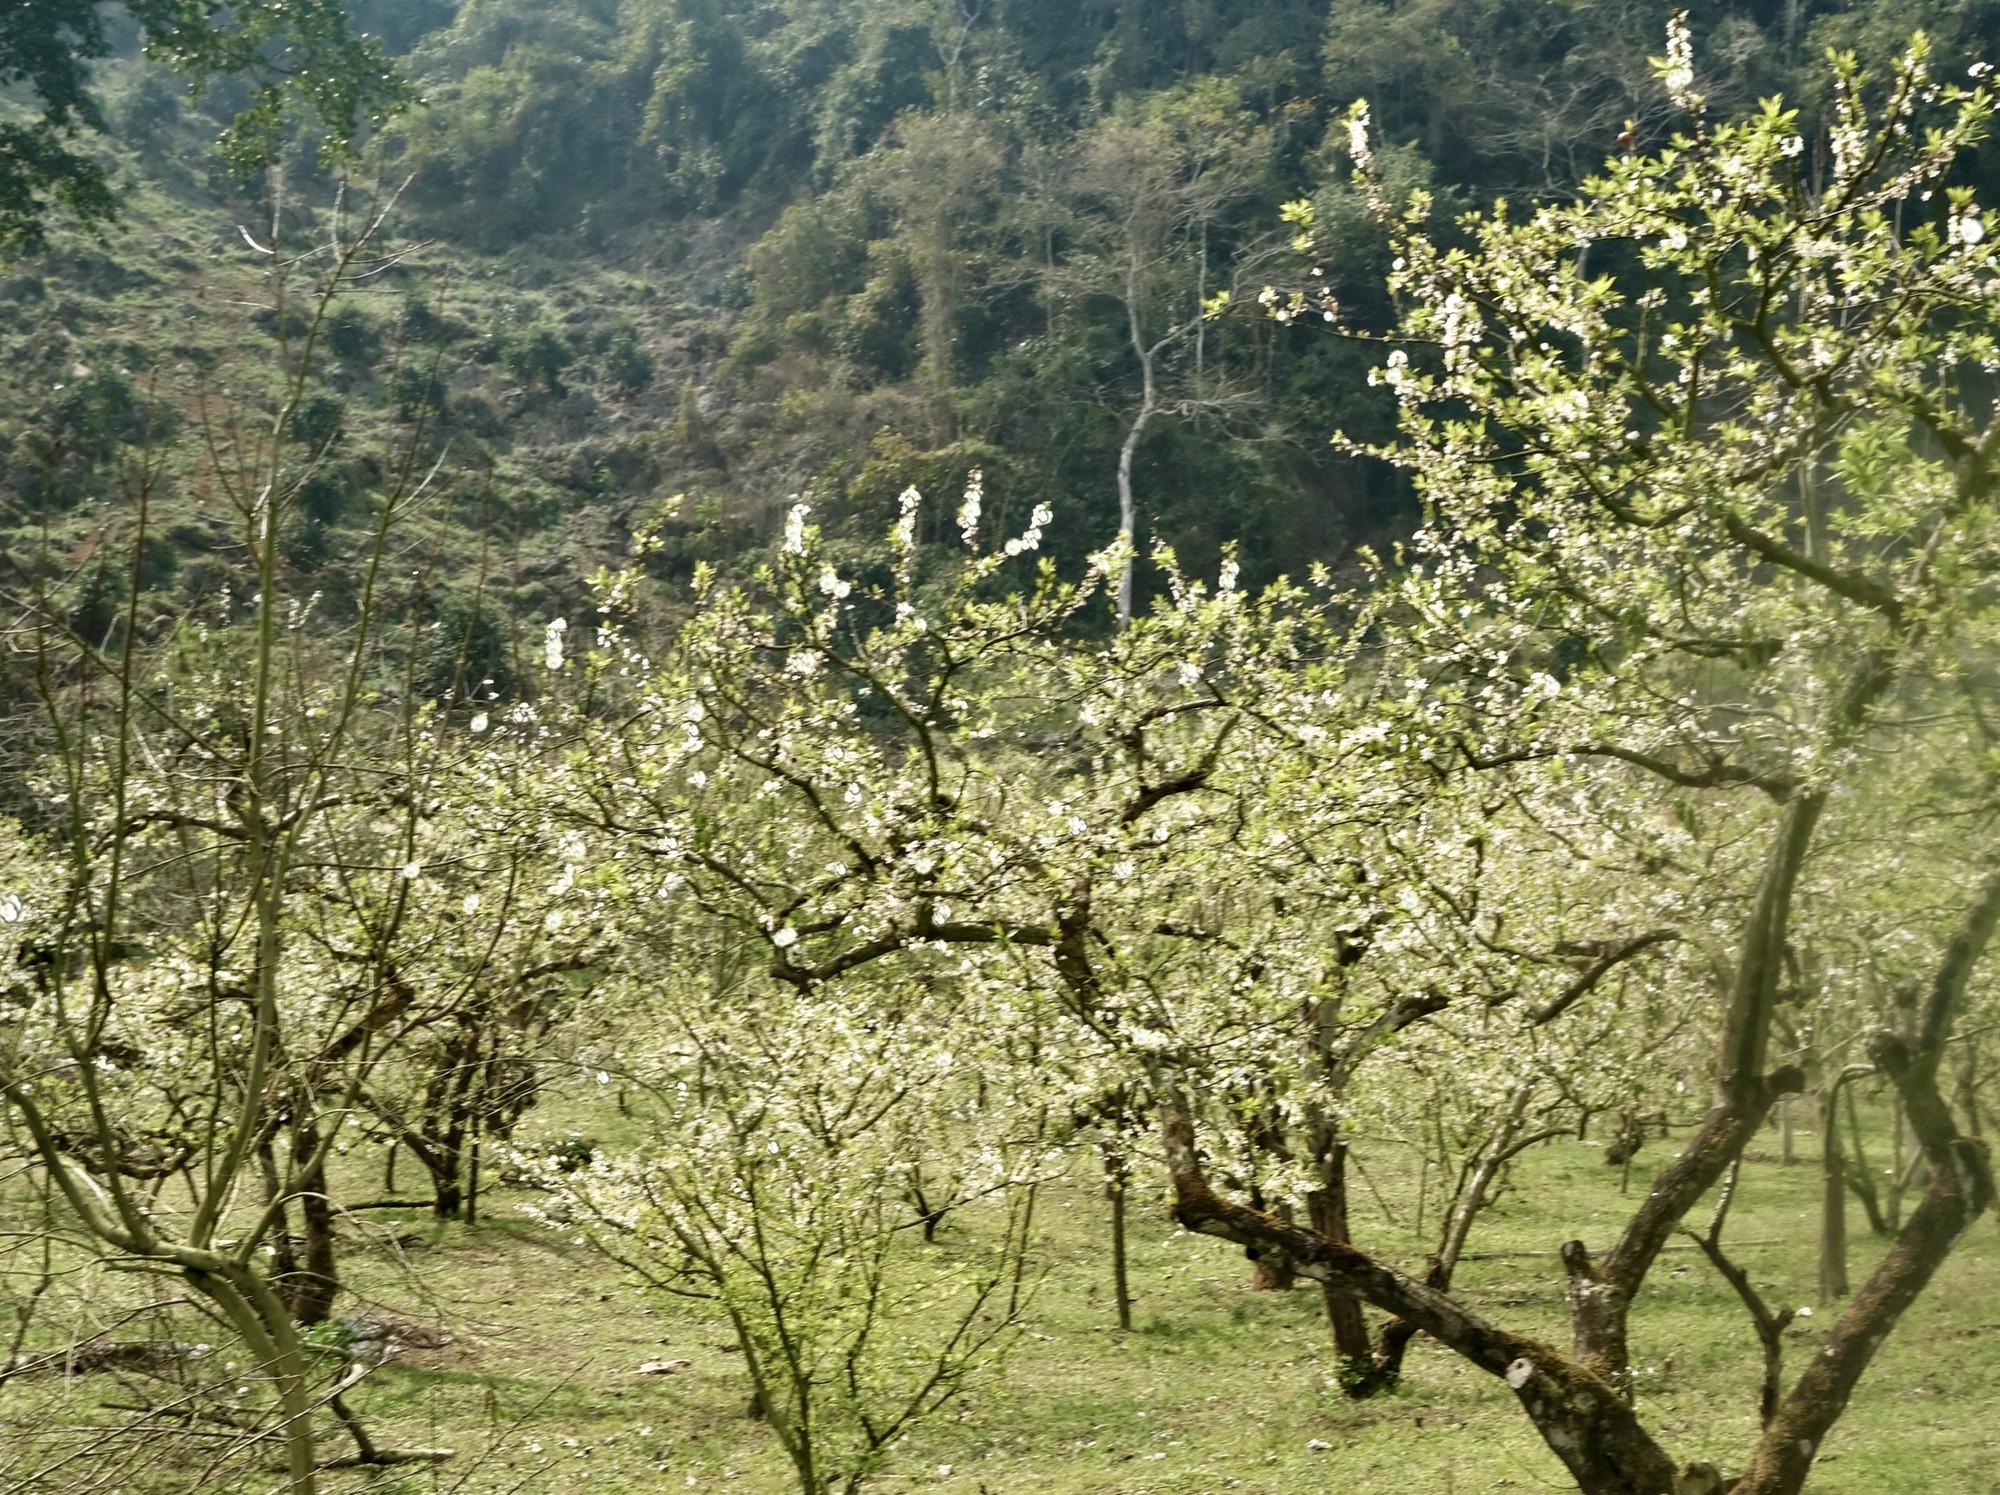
[20,1099,1984,1495]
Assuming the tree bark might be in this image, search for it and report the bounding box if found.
[284,1110,339,1327]
[1307,1142,1376,1389]
[257,1136,300,1286]
[1114,380,1154,629]
[1103,1140,1134,1330]
[1246,1196,1298,1291]
[1735,1139,1989,1494]
[1160,1104,1685,1495]
[1706,864,2000,1494]
[1573,1068,1804,1393]
[1818,1084,1849,1302]
[1817,1064,1873,1300]
[465,1126,483,1227]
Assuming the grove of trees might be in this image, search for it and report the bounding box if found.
[1,7,1998,1495]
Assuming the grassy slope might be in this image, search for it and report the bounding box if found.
[308,1104,2000,1495]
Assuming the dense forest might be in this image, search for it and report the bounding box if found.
[21,0,2000,626]
[2,4,2000,1495]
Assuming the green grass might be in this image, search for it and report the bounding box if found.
[287,1111,2000,1495]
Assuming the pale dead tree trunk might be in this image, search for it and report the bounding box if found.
[1115,231,1158,632]
[1060,111,1277,630]
[1107,247,1268,629]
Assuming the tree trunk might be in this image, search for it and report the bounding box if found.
[1604,1112,1647,1167]
[1114,240,1158,631]
[1818,1085,1848,1302]
[413,1026,483,1218]
[1736,1138,1990,1493]
[1246,1196,1298,1291]
[284,1110,339,1327]
[391,1130,460,1219]
[1306,1142,1375,1392]
[190,1265,321,1494]
[431,1161,464,1221]
[257,1136,300,1285]
[1103,1140,1133,1331]
[1115,399,1153,630]
[1160,1106,1686,1494]
[465,1125,483,1227]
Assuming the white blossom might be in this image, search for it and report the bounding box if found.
[1346,104,1374,170]
[783,501,811,555]
[1662,12,1696,107]
[957,471,984,550]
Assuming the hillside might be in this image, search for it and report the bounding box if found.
[14,0,1992,651]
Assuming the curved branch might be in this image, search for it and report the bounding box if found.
[1528,928,1679,1027]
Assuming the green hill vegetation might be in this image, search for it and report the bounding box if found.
[23,0,2000,639]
